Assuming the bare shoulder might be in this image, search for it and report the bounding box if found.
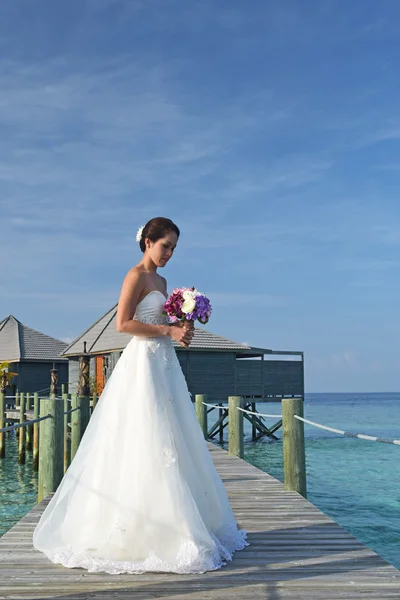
[125,266,146,282]
[118,267,146,312]
[159,274,168,293]
[121,267,147,293]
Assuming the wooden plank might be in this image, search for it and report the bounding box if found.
[5,409,34,421]
[0,443,399,599]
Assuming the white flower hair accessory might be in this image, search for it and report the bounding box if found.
[136,225,144,242]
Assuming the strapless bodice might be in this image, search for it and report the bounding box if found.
[134,290,169,326]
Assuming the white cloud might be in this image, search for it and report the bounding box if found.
[226,158,332,198]
[0,60,249,242]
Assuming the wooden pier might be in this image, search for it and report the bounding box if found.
[1,443,399,599]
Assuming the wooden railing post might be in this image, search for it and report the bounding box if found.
[228,396,244,458]
[0,392,5,458]
[38,397,64,502]
[63,391,70,473]
[70,394,81,461]
[282,397,307,498]
[26,392,33,451]
[79,396,90,437]
[251,401,257,441]
[33,393,39,471]
[18,393,26,464]
[219,404,224,442]
[195,394,208,438]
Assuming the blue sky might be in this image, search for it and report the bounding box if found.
[1,0,400,392]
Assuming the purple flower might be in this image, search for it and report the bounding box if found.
[163,288,212,325]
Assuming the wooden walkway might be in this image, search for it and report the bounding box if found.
[0,444,399,599]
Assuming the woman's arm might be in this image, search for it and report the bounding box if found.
[116,271,170,338]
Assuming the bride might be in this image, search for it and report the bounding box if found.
[33,216,248,574]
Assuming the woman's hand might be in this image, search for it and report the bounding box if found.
[181,320,194,346]
[169,323,194,348]
[182,320,194,332]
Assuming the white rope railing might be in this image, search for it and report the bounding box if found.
[202,403,282,419]
[237,407,282,419]
[202,402,228,410]
[294,415,400,446]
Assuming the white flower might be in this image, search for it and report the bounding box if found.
[136,225,144,242]
[181,290,196,314]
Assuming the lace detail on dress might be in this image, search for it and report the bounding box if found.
[163,342,179,373]
[131,292,179,376]
[163,447,176,467]
[38,526,248,575]
[134,314,168,326]
[133,291,169,327]
[135,337,179,377]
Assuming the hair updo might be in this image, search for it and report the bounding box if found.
[139,217,180,253]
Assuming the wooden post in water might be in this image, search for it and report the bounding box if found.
[251,401,257,441]
[70,394,81,461]
[219,403,224,442]
[79,396,90,437]
[18,393,26,464]
[25,393,33,451]
[38,397,64,502]
[228,396,244,458]
[61,383,68,396]
[63,392,70,473]
[78,343,91,437]
[195,394,208,438]
[282,397,307,498]
[15,391,20,408]
[0,392,5,458]
[33,393,39,471]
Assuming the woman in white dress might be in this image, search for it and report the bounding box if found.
[33,217,248,574]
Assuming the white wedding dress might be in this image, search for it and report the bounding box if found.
[33,290,248,574]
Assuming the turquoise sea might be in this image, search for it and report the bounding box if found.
[1,392,399,569]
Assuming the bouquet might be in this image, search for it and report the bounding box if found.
[163,287,212,325]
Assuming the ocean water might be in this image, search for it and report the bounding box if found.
[0,436,38,536]
[242,393,400,569]
[0,393,399,569]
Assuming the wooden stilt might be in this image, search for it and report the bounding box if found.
[33,393,39,471]
[228,396,244,458]
[37,396,64,503]
[18,393,26,464]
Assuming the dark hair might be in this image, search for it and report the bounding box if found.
[139,217,180,253]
